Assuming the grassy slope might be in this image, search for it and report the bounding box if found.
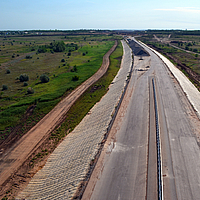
[49,41,123,143]
[0,35,120,138]
[29,40,123,166]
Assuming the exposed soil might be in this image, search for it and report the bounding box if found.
[0,41,118,199]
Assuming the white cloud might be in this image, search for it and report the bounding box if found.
[155,7,200,13]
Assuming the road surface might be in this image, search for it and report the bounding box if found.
[82,38,200,200]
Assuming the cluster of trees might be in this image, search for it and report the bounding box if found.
[50,41,66,52]
[37,41,78,54]
[171,41,199,53]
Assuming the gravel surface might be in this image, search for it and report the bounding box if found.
[17,40,132,199]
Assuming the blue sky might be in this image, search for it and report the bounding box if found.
[1,0,200,30]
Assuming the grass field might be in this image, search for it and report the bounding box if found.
[28,39,123,167]
[0,34,122,141]
[49,41,123,143]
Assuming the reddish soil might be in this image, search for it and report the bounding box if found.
[0,41,118,199]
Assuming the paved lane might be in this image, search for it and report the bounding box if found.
[83,38,200,200]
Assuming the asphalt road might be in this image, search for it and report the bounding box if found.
[82,38,200,200]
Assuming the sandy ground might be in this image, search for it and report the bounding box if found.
[0,41,117,198]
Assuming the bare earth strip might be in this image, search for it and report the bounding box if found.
[16,40,132,199]
[0,41,117,189]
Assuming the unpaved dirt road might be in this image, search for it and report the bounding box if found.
[0,41,118,193]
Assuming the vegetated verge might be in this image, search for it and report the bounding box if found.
[139,35,200,91]
[0,34,121,151]
[0,39,123,199]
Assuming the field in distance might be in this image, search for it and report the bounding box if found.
[138,30,200,90]
[0,33,121,144]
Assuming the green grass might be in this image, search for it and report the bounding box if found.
[49,41,123,142]
[0,34,121,136]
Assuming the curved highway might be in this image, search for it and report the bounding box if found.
[82,37,200,200]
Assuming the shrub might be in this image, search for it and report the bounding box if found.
[6,69,10,74]
[2,85,8,91]
[82,52,86,56]
[23,82,28,86]
[38,46,47,53]
[71,65,77,72]
[72,75,79,81]
[19,74,29,82]
[40,74,49,83]
[26,55,32,59]
[68,52,71,56]
[61,58,65,62]
[51,41,66,52]
[27,87,34,94]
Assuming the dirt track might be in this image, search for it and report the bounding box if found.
[0,41,118,193]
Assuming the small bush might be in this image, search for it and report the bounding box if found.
[23,82,28,86]
[82,52,86,56]
[2,85,8,91]
[72,75,79,81]
[26,55,32,59]
[6,69,10,74]
[71,65,77,72]
[19,74,29,82]
[68,52,71,56]
[38,45,48,53]
[40,74,49,83]
[27,87,34,94]
[61,58,65,62]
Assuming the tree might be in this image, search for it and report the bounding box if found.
[38,46,47,53]
[71,65,77,72]
[51,41,66,52]
[27,87,34,94]
[24,82,28,86]
[40,74,49,83]
[72,75,79,81]
[19,74,29,82]
[2,85,8,91]
[193,48,198,53]
[6,69,10,74]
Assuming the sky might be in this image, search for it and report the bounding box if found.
[1,0,200,30]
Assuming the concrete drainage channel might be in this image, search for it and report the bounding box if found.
[17,40,133,200]
[152,78,163,200]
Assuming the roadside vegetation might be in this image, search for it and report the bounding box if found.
[0,34,122,145]
[29,40,123,166]
[0,33,123,199]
